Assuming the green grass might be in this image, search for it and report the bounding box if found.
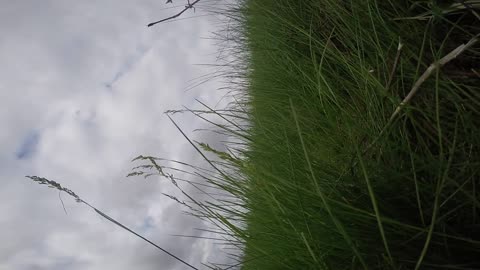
[133,0,480,269]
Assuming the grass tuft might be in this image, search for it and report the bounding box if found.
[149,0,479,268]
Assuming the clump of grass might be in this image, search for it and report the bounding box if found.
[130,0,480,269]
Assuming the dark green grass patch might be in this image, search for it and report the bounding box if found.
[225,1,480,269]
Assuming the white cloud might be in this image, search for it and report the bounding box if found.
[0,1,239,269]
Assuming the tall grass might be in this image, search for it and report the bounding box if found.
[139,1,480,269]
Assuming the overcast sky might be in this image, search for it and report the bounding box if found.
[0,1,239,269]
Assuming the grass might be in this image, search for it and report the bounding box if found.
[167,1,480,269]
[27,0,480,269]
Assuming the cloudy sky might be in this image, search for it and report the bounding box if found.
[0,1,239,269]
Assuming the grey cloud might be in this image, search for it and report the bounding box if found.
[1,0,239,269]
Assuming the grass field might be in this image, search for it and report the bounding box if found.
[137,0,480,269]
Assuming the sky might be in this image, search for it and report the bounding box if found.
[0,1,239,269]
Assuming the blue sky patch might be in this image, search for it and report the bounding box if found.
[15,130,41,160]
[140,216,155,233]
[104,44,150,90]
